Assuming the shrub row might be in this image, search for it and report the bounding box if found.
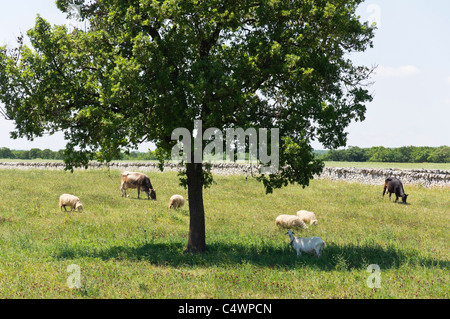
[0,147,158,161]
[320,146,450,163]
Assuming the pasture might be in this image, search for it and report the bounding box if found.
[0,168,448,298]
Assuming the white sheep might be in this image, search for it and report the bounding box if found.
[286,230,326,257]
[275,215,308,230]
[59,194,83,212]
[296,210,318,226]
[168,194,185,209]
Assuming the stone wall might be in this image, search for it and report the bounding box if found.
[0,161,448,188]
[315,167,449,188]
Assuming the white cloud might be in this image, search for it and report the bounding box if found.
[444,99,450,105]
[374,65,421,78]
[446,76,450,85]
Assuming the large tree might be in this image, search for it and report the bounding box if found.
[0,0,375,253]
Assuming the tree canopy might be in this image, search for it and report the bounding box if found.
[0,0,375,252]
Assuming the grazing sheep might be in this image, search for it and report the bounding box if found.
[296,210,318,226]
[59,194,83,212]
[168,194,185,209]
[275,215,308,230]
[286,230,326,257]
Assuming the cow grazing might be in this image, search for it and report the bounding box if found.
[120,171,156,200]
[383,177,408,204]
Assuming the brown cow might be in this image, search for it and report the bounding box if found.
[383,177,408,204]
[120,171,156,200]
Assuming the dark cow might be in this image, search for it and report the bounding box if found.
[120,171,156,200]
[383,177,408,204]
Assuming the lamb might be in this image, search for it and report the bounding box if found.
[286,230,326,257]
[296,210,318,226]
[59,194,83,212]
[168,194,185,209]
[275,215,308,230]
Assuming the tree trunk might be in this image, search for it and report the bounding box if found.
[185,162,206,253]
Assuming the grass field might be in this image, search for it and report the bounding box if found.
[0,168,448,299]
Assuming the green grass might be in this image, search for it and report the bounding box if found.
[0,169,448,299]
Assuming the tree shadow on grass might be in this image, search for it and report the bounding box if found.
[53,241,449,271]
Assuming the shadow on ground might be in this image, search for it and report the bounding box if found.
[53,240,448,271]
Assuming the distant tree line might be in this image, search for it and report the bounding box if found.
[0,147,158,161]
[1,146,449,163]
[0,147,66,160]
[320,146,450,163]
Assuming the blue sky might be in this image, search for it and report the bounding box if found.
[0,0,449,151]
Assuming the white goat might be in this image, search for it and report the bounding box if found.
[168,194,185,209]
[286,230,326,257]
[296,210,318,226]
[59,194,83,212]
[275,215,308,230]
